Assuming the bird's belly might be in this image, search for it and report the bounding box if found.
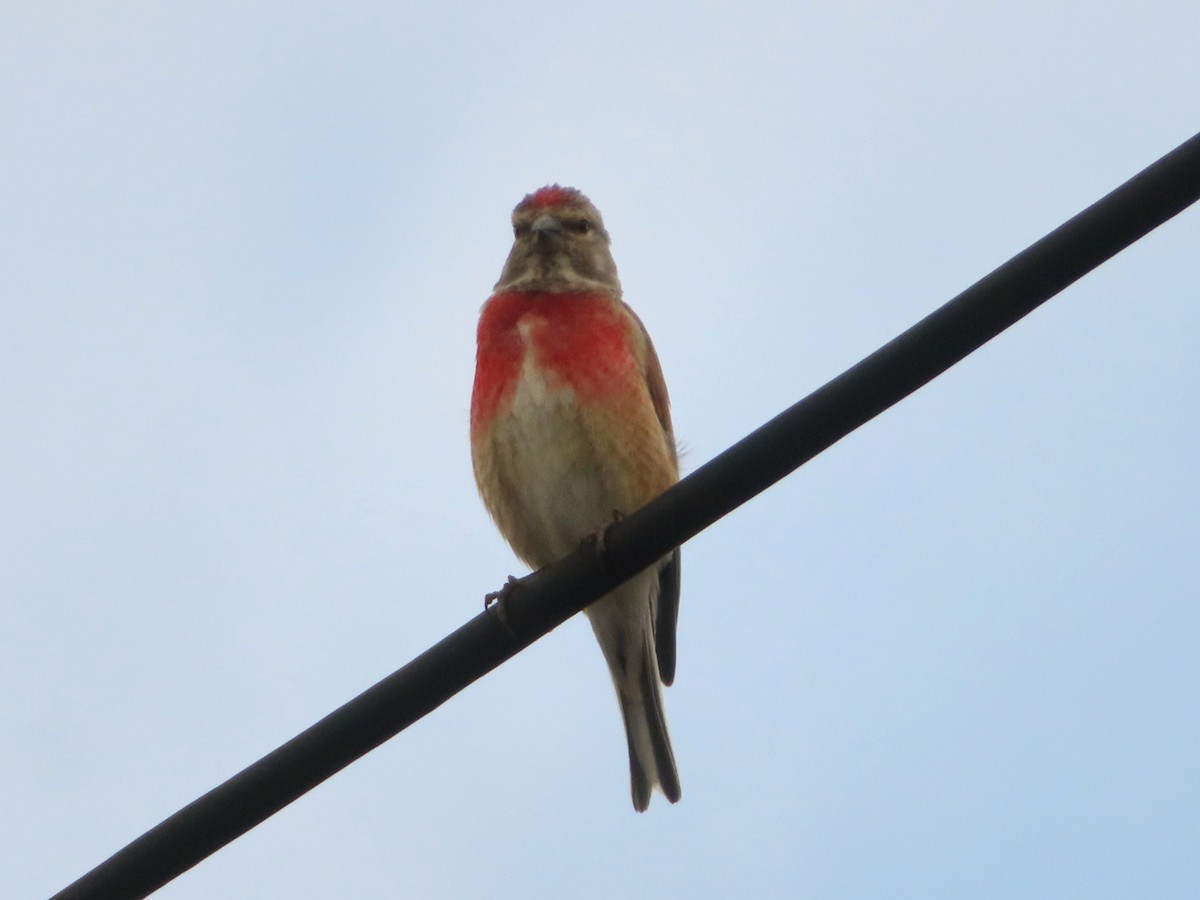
[492,356,616,565]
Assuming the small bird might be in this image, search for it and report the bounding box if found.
[470,185,682,811]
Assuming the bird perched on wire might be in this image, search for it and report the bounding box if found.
[470,185,682,811]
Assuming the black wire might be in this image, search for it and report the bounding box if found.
[52,130,1200,900]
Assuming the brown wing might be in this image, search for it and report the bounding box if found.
[623,303,675,461]
[623,302,680,685]
[655,548,681,685]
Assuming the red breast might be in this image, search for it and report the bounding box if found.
[471,291,639,438]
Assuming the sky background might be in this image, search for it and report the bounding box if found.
[3,3,1199,898]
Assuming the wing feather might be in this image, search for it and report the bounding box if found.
[622,302,681,685]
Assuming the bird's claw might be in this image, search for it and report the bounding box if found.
[580,509,625,570]
[484,575,521,636]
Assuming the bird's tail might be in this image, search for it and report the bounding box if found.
[615,639,681,811]
[587,578,681,812]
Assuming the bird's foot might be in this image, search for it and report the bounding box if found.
[484,575,521,636]
[580,509,625,569]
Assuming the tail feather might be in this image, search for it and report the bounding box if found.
[588,577,680,812]
[620,645,680,810]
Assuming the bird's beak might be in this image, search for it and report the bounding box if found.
[531,214,565,238]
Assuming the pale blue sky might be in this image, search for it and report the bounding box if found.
[3,3,1199,898]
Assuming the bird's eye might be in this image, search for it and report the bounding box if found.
[513,223,531,238]
[567,219,593,234]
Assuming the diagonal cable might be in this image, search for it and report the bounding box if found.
[52,130,1200,900]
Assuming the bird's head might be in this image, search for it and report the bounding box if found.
[494,185,621,296]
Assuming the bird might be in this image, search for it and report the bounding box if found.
[470,185,682,811]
